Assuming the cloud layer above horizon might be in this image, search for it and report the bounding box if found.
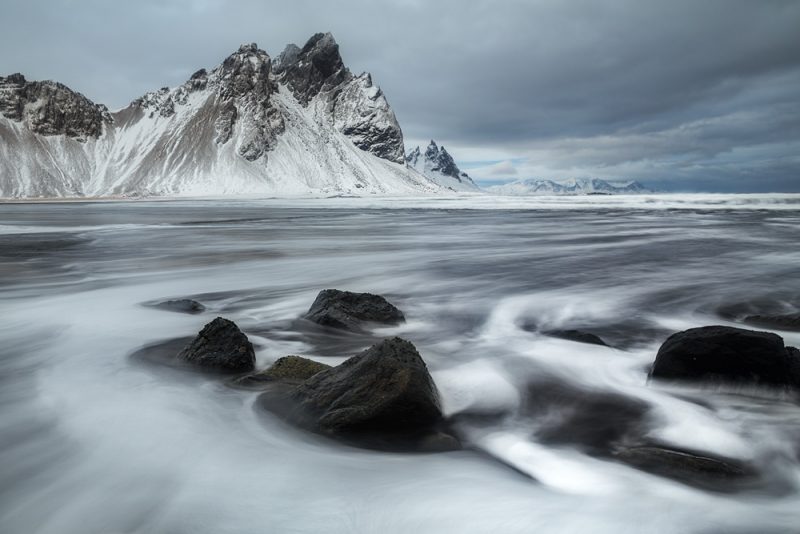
[1,0,798,191]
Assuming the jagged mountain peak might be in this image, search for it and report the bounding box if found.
[405,140,479,192]
[274,32,350,105]
[0,73,111,142]
[234,42,261,54]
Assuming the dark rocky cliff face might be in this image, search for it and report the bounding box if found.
[0,73,111,142]
[273,33,351,105]
[275,33,406,164]
[425,141,461,179]
[130,42,284,162]
[407,141,475,185]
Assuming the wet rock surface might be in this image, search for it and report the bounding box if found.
[650,325,800,388]
[176,317,255,373]
[303,289,405,331]
[257,337,456,451]
[146,298,206,314]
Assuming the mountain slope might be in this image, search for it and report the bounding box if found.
[0,34,441,198]
[405,140,480,192]
[487,178,650,195]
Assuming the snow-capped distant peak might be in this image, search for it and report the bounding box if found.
[405,140,480,192]
[487,178,651,196]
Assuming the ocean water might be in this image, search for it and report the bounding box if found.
[1,195,799,533]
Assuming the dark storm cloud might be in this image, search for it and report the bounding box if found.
[1,0,798,191]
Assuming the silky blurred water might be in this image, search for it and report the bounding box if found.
[1,195,800,534]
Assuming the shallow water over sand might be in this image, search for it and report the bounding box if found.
[1,196,800,533]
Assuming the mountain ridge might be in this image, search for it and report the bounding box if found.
[0,33,440,198]
[486,177,650,195]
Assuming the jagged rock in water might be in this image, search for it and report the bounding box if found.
[649,325,800,388]
[177,317,255,373]
[0,73,111,141]
[234,355,331,388]
[406,140,480,191]
[258,337,455,451]
[303,289,405,331]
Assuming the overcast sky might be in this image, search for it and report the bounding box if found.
[2,0,799,191]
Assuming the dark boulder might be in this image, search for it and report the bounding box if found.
[649,325,800,388]
[233,355,330,388]
[524,380,651,455]
[148,298,206,314]
[303,289,405,331]
[177,317,255,373]
[258,337,456,451]
[542,329,609,347]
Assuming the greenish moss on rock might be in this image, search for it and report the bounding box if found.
[234,355,331,388]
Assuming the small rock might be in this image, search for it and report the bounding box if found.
[542,329,609,347]
[177,317,255,373]
[150,298,206,314]
[303,289,405,331]
[613,444,756,491]
[649,325,800,388]
[744,313,800,332]
[234,355,331,388]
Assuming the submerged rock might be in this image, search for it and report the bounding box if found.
[744,313,800,332]
[234,355,331,388]
[303,289,405,331]
[542,329,609,347]
[177,317,255,373]
[258,337,456,451]
[524,380,651,455]
[649,325,800,388]
[148,298,206,314]
[613,444,757,492]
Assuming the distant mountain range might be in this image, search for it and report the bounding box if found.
[0,33,446,198]
[486,178,651,195]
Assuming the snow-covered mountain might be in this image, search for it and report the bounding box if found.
[405,140,480,192]
[0,33,443,198]
[487,178,650,196]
